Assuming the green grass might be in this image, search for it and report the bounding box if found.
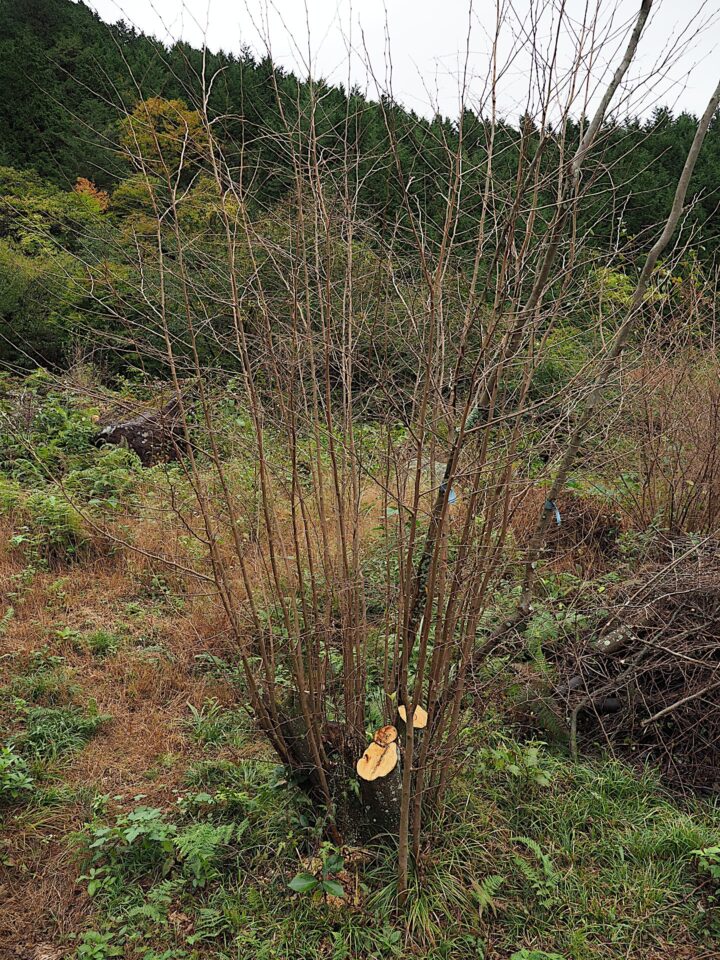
[183,697,251,749]
[65,743,719,960]
[11,701,109,762]
[83,629,122,658]
[2,647,84,706]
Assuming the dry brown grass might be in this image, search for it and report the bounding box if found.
[0,509,249,957]
[622,353,720,535]
[509,487,624,577]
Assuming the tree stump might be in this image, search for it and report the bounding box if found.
[356,725,402,837]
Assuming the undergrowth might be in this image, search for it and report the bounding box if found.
[65,741,719,960]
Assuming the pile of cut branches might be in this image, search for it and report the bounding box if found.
[563,536,720,793]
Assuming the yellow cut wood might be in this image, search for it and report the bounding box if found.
[373,724,398,746]
[356,740,398,781]
[398,704,428,729]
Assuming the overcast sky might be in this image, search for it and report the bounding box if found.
[85,0,720,122]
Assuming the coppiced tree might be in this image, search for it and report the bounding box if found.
[11,0,720,903]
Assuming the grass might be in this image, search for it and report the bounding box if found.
[12,701,109,762]
[55,742,717,960]
[83,629,122,658]
[5,649,80,705]
[183,697,251,748]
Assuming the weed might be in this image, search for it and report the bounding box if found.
[511,836,561,911]
[6,564,37,601]
[692,846,720,935]
[289,846,345,899]
[12,700,108,761]
[74,930,123,960]
[138,572,184,610]
[55,625,83,646]
[83,629,122,657]
[184,759,242,789]
[12,490,91,565]
[0,475,22,514]
[80,805,178,883]
[510,952,566,960]
[65,445,140,507]
[183,698,249,748]
[175,821,239,887]
[0,605,14,637]
[693,845,720,883]
[476,738,554,789]
[0,744,34,803]
[7,648,78,705]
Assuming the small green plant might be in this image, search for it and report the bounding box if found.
[692,845,720,929]
[74,930,123,960]
[10,669,77,707]
[174,821,238,887]
[184,698,226,746]
[55,625,83,648]
[65,445,141,507]
[510,951,566,960]
[0,744,34,803]
[7,647,78,705]
[511,837,561,910]
[183,698,248,748]
[692,846,720,882]
[84,630,121,657]
[470,874,504,918]
[0,605,14,637]
[289,846,345,899]
[79,805,178,886]
[477,739,553,788]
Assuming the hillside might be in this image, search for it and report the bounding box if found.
[2,0,720,257]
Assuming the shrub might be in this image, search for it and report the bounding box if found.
[81,806,178,881]
[18,490,90,564]
[0,384,97,483]
[0,475,22,514]
[65,445,141,507]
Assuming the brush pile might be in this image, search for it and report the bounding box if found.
[564,536,720,793]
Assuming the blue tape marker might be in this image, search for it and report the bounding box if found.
[440,481,458,504]
[544,498,561,526]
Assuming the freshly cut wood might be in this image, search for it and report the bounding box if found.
[356,740,398,781]
[356,727,402,836]
[373,724,398,746]
[397,704,428,729]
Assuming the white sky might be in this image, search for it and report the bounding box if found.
[85,0,720,122]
